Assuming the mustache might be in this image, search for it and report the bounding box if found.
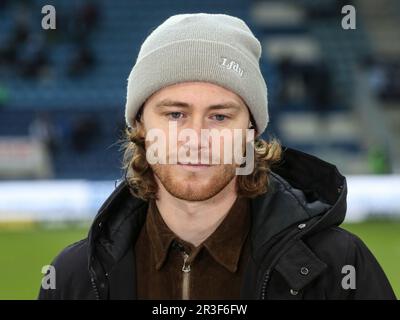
[169,145,221,163]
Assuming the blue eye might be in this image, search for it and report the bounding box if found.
[213,114,228,121]
[168,112,184,120]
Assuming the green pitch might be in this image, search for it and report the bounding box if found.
[0,221,398,300]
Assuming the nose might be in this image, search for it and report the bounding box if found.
[184,116,207,149]
[177,116,211,164]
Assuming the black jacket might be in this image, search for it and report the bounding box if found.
[38,147,396,300]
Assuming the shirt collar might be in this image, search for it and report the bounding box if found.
[146,199,177,270]
[202,196,250,272]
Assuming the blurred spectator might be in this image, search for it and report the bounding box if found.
[359,56,400,101]
[67,44,96,77]
[303,60,333,118]
[18,34,50,79]
[29,112,58,157]
[80,2,100,32]
[70,115,101,153]
[0,17,29,66]
[380,62,400,101]
[360,56,387,98]
[277,57,334,116]
[68,1,100,44]
[65,1,100,78]
[277,57,306,106]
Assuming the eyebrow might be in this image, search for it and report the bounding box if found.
[154,99,242,111]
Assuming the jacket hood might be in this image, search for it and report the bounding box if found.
[88,146,347,272]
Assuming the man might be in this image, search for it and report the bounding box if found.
[39,13,396,300]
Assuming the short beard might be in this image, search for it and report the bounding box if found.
[151,164,237,201]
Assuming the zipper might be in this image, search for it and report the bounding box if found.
[260,269,271,300]
[181,251,191,300]
[259,235,297,299]
[89,260,100,300]
[90,275,100,300]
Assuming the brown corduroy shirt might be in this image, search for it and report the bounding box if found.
[134,196,251,300]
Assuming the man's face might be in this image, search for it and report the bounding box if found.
[140,81,251,201]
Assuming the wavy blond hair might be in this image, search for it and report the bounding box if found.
[121,118,283,201]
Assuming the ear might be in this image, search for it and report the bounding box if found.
[134,119,146,139]
[248,121,257,138]
[248,112,256,131]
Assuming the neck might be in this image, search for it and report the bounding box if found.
[155,177,238,247]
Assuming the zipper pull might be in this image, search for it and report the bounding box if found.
[182,252,191,272]
[181,251,191,300]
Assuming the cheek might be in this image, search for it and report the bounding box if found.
[143,121,164,133]
[142,108,169,130]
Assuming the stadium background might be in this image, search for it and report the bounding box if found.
[0,0,399,299]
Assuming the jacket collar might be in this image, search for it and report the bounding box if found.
[249,146,347,263]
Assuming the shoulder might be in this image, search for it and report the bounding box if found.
[307,226,361,255]
[38,238,95,299]
[305,226,377,269]
[304,226,396,299]
[52,238,89,270]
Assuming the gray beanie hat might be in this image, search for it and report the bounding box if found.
[125,13,269,135]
